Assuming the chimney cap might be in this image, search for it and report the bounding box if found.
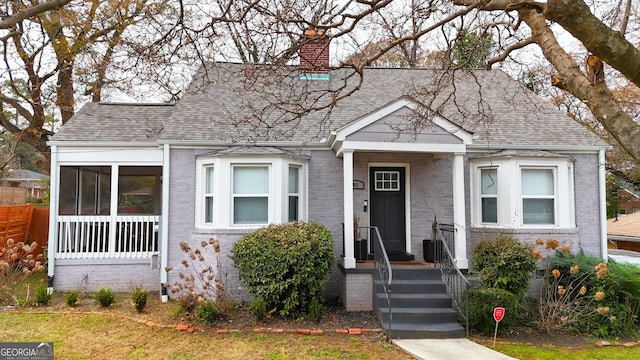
[304,28,325,36]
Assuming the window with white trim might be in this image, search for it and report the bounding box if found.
[480,168,498,224]
[233,166,269,224]
[288,166,300,222]
[374,170,400,191]
[195,153,307,228]
[204,166,214,224]
[521,168,555,225]
[471,157,574,228]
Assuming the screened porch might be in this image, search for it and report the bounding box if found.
[54,165,162,260]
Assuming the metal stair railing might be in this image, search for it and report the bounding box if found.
[370,226,393,339]
[432,218,470,337]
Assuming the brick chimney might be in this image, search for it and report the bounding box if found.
[299,29,330,80]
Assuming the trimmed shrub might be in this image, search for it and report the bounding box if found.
[131,288,148,313]
[35,285,51,305]
[231,221,334,318]
[472,234,536,300]
[66,290,79,307]
[467,287,519,334]
[95,287,115,307]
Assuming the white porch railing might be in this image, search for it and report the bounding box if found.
[56,215,160,259]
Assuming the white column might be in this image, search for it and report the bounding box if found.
[598,149,608,261]
[47,146,59,293]
[160,144,171,300]
[343,150,356,269]
[108,165,119,258]
[452,153,468,269]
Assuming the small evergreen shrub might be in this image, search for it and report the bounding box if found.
[250,297,268,321]
[131,288,148,313]
[95,287,115,307]
[467,287,519,334]
[472,234,536,300]
[35,285,51,305]
[197,301,220,324]
[66,290,79,307]
[307,297,324,323]
[231,221,334,318]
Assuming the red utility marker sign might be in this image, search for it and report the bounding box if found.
[493,307,505,323]
[492,307,505,347]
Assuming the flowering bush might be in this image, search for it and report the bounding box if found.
[536,239,628,336]
[164,238,226,315]
[0,238,45,304]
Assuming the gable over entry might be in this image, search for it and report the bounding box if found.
[330,99,473,269]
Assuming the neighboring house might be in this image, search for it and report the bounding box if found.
[1,169,49,199]
[607,212,640,252]
[617,183,640,215]
[46,33,609,311]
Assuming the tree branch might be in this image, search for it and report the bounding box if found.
[0,0,72,29]
[486,37,535,68]
[619,0,632,35]
[543,0,640,88]
[519,8,640,161]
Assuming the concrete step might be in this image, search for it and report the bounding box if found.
[378,306,459,323]
[374,279,447,294]
[373,265,466,339]
[390,267,442,280]
[381,321,466,339]
[375,292,454,308]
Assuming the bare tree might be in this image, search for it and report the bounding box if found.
[2,0,640,166]
[0,0,177,164]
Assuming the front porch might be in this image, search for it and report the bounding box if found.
[329,99,472,271]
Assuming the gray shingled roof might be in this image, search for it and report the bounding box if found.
[51,62,606,149]
[51,102,174,142]
[3,169,48,181]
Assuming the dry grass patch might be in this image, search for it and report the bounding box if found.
[1,273,410,359]
[0,313,409,359]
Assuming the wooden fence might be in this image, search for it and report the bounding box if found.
[0,203,34,250]
[0,204,48,260]
[0,187,27,206]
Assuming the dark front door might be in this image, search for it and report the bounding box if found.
[370,167,406,255]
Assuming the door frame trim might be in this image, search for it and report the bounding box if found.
[368,162,412,254]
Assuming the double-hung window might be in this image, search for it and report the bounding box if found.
[521,168,555,225]
[480,168,498,224]
[204,166,214,224]
[288,166,300,222]
[233,166,269,225]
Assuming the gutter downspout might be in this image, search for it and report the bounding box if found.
[47,145,59,294]
[598,149,608,261]
[160,144,170,301]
